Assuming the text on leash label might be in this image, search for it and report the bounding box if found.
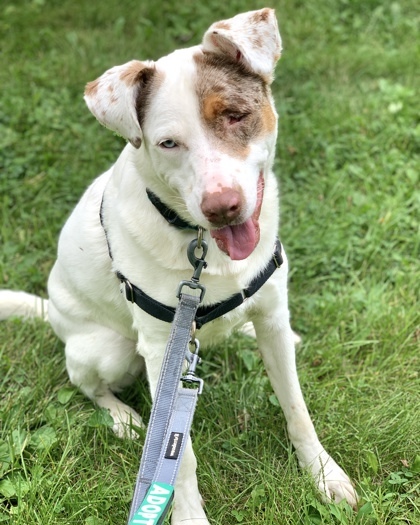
[164,432,183,460]
[129,482,174,525]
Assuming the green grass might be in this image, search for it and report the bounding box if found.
[1,0,419,523]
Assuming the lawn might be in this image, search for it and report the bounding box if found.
[0,0,419,524]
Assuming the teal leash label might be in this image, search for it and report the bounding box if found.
[128,482,174,525]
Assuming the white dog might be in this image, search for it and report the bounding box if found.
[0,9,357,522]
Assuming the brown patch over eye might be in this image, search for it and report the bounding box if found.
[261,101,277,134]
[203,94,227,121]
[194,52,276,159]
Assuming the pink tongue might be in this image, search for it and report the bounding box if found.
[210,218,258,260]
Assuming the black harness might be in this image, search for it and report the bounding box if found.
[101,190,283,329]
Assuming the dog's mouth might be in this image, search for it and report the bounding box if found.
[210,173,264,260]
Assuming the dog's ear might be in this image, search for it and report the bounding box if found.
[202,8,281,83]
[84,60,155,148]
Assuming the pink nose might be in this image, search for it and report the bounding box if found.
[201,188,242,226]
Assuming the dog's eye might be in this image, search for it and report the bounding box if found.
[227,114,247,125]
[159,139,178,149]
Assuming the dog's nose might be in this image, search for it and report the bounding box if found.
[201,188,242,226]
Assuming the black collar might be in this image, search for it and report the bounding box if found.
[100,192,283,329]
[146,189,199,231]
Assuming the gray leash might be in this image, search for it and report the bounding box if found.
[127,234,207,525]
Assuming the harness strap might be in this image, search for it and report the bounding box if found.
[118,239,283,329]
[100,192,283,329]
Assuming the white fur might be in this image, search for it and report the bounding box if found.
[0,9,357,522]
[0,290,48,321]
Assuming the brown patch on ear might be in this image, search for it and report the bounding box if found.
[213,21,231,31]
[120,60,148,86]
[251,8,271,23]
[85,79,99,98]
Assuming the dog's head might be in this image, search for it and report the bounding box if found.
[85,9,281,260]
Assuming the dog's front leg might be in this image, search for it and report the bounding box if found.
[252,283,358,507]
[141,340,210,525]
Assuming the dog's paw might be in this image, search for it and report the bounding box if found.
[314,456,358,508]
[171,507,209,525]
[292,330,302,347]
[239,321,256,338]
[171,492,209,525]
[109,405,144,439]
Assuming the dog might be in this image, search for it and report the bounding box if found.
[0,9,357,523]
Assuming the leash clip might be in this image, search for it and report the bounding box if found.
[176,230,208,303]
[181,339,204,395]
[187,234,208,283]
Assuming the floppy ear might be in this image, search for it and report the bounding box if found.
[84,60,155,148]
[202,8,282,83]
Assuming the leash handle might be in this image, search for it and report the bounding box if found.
[127,292,201,522]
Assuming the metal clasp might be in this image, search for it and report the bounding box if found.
[181,338,204,394]
[187,234,208,283]
[176,228,208,303]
